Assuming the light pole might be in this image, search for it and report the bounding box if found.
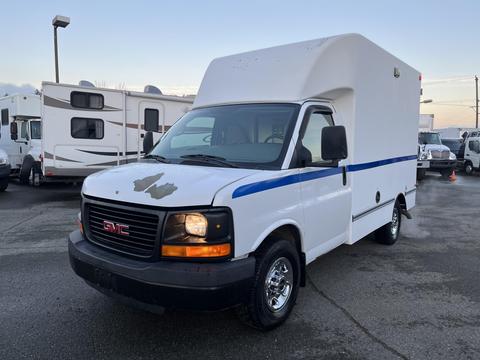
[52,15,70,83]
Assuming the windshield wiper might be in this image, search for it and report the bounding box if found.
[180,154,238,168]
[143,154,170,163]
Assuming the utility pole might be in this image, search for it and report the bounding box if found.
[476,75,479,128]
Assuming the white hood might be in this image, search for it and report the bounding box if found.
[82,162,258,207]
[422,143,451,152]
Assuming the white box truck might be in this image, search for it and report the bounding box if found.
[0,94,42,183]
[37,82,193,183]
[68,34,420,330]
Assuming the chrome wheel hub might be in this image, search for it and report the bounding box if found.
[265,257,293,312]
[391,208,399,237]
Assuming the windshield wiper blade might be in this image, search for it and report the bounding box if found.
[180,154,238,168]
[143,154,170,163]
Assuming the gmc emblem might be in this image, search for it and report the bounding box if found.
[103,220,130,235]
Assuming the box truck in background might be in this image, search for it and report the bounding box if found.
[0,94,41,183]
[69,34,420,330]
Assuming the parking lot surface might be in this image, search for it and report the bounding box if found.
[1,174,480,359]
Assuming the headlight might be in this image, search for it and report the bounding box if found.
[426,150,433,160]
[162,209,232,259]
[449,152,457,160]
[185,213,207,237]
[419,152,428,160]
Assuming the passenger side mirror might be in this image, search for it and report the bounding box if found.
[143,131,154,154]
[10,122,18,141]
[321,126,348,161]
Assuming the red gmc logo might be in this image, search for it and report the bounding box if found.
[103,220,130,235]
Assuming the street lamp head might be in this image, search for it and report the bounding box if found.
[52,15,70,28]
[420,99,433,104]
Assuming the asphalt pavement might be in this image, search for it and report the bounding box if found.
[1,173,480,359]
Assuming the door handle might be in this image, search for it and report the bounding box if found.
[342,166,347,186]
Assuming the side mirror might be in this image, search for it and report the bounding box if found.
[143,131,154,154]
[10,122,18,141]
[321,126,348,161]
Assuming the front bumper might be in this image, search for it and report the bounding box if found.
[68,230,255,311]
[428,160,457,170]
[0,164,10,178]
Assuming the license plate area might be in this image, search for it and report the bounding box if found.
[94,268,116,290]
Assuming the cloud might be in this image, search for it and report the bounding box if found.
[0,83,37,97]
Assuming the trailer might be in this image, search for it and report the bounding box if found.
[68,34,420,329]
[39,82,193,182]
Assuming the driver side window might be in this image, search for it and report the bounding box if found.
[301,111,334,163]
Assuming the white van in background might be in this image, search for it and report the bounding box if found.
[37,82,194,183]
[0,94,42,183]
[68,34,420,330]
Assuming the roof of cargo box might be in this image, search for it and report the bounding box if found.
[193,33,418,109]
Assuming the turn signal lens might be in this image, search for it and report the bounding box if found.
[185,213,208,237]
[162,244,231,258]
[76,212,84,234]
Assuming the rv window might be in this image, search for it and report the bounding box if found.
[70,92,104,109]
[301,110,334,163]
[71,118,104,139]
[30,121,41,139]
[144,108,159,132]
[1,109,8,126]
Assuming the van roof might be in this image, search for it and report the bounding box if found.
[193,33,419,109]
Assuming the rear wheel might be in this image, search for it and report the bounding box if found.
[464,162,474,175]
[237,239,300,331]
[19,158,34,185]
[375,200,402,245]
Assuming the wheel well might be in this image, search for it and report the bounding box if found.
[396,193,407,210]
[255,224,306,287]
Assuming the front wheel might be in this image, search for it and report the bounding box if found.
[417,168,426,181]
[375,200,402,245]
[464,162,474,175]
[237,239,300,331]
[0,177,8,192]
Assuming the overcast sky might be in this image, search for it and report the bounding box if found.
[1,0,479,128]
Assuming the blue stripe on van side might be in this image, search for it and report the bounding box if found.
[346,155,417,172]
[231,154,417,199]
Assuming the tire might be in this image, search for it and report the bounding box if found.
[464,162,474,175]
[417,168,426,181]
[440,168,453,178]
[375,200,402,245]
[0,177,8,192]
[236,239,300,331]
[19,157,34,185]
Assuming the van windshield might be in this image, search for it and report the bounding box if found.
[149,104,300,169]
[418,132,441,145]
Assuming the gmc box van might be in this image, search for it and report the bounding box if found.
[69,34,420,330]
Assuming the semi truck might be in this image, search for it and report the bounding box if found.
[417,131,457,180]
[68,34,420,330]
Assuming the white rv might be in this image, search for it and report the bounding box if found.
[0,94,41,183]
[68,34,420,330]
[38,82,193,182]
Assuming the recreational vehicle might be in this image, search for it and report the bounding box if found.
[37,82,193,182]
[0,94,41,183]
[68,34,420,330]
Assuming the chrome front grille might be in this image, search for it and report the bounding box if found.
[430,150,449,159]
[85,202,160,257]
